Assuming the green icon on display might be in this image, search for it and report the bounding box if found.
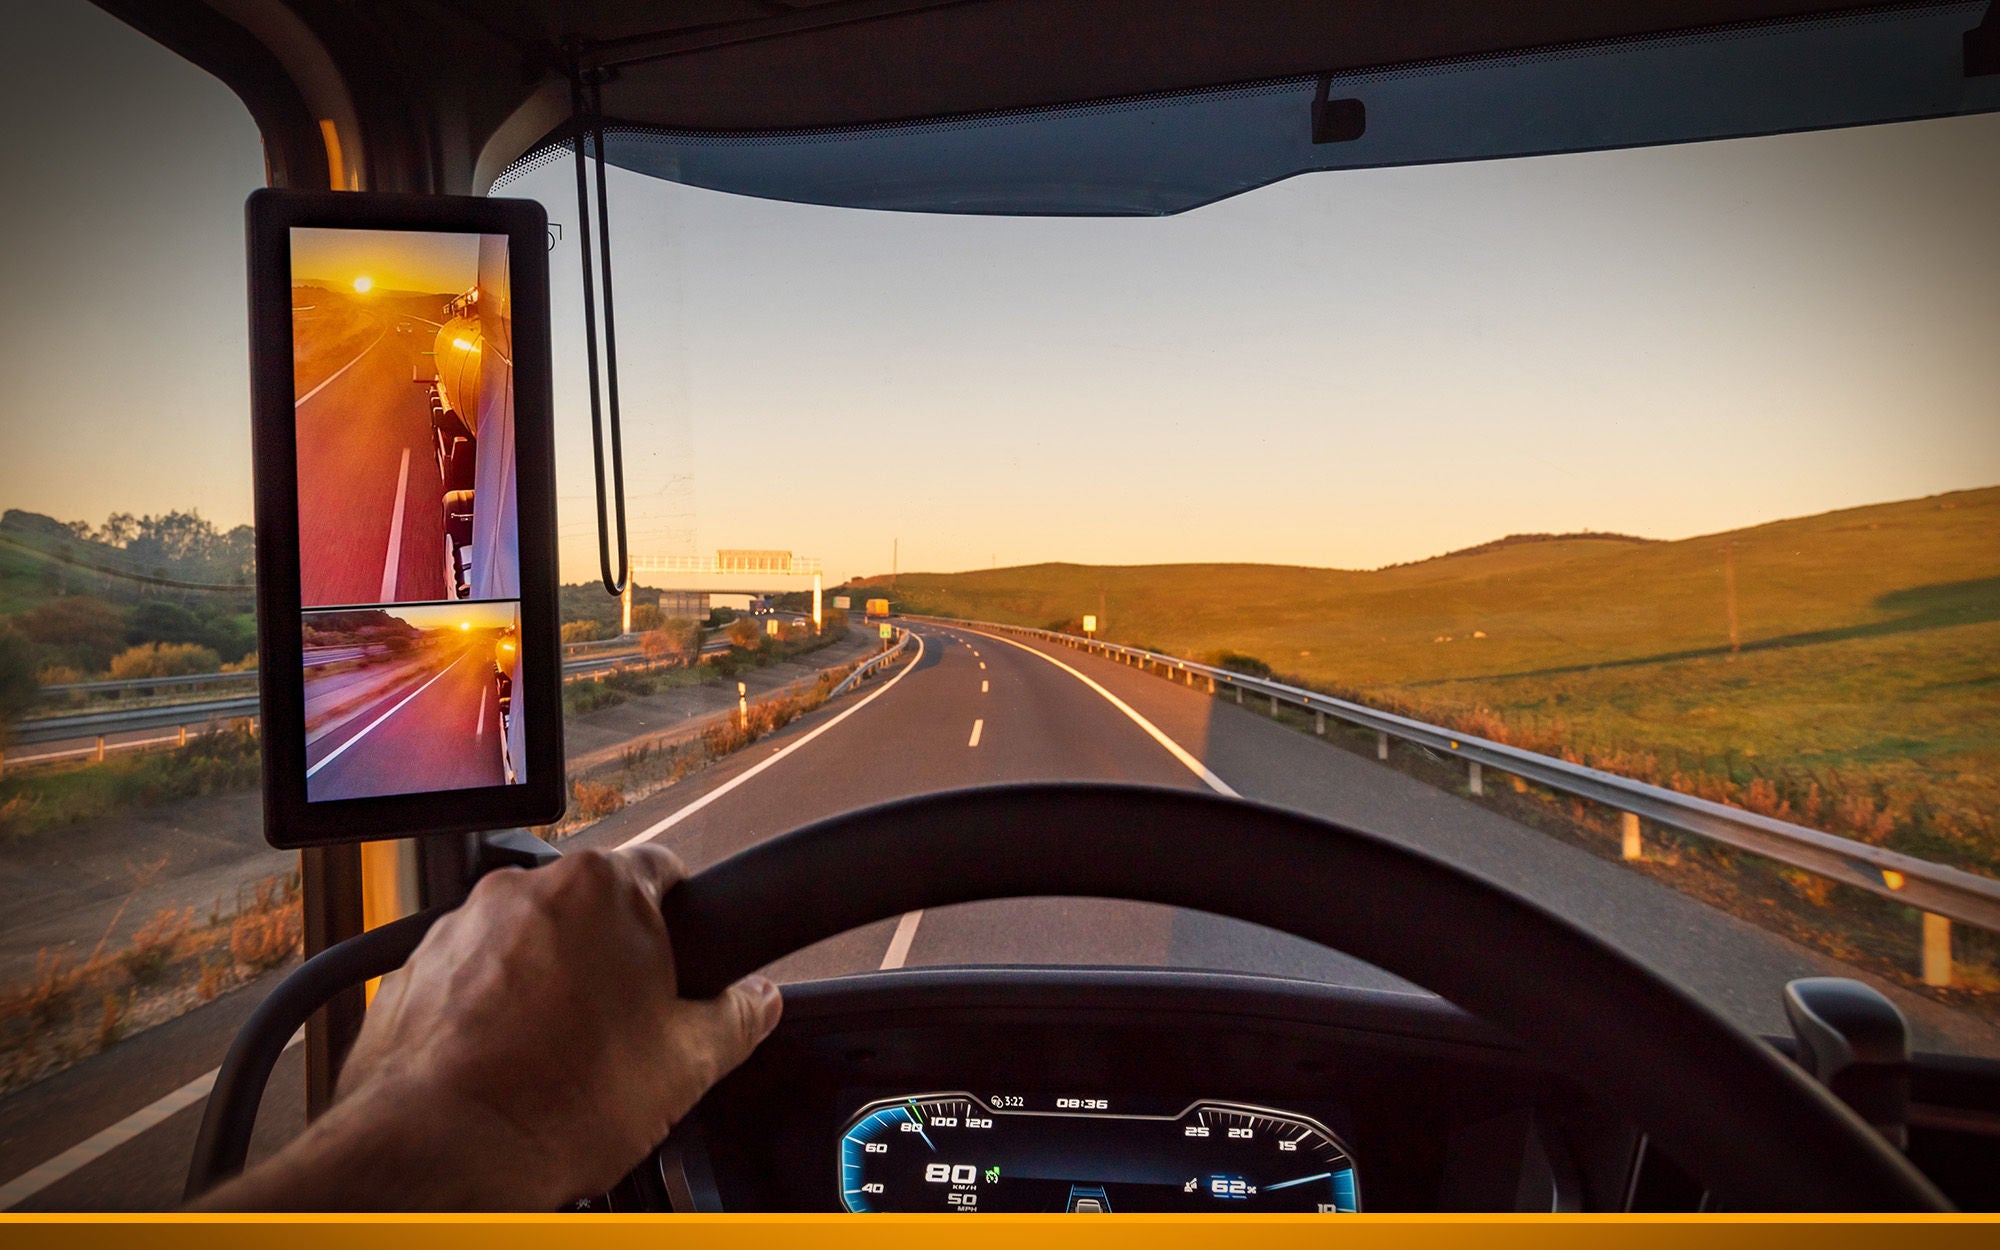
[984,1166,1001,1183]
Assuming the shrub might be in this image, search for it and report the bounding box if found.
[561,620,603,644]
[571,779,625,819]
[120,908,191,985]
[726,618,761,649]
[95,993,128,1050]
[108,641,221,680]
[230,905,301,972]
[1206,650,1274,678]
[630,603,664,632]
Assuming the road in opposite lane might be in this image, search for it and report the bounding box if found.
[304,643,503,802]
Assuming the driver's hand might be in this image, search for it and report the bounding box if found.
[195,845,781,1211]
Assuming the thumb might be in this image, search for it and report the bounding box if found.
[678,974,783,1090]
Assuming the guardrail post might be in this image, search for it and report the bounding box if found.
[1377,732,1389,760]
[1315,710,1325,735]
[1207,675,1216,694]
[1922,913,1953,987]
[1269,695,1279,717]
[1621,812,1643,860]
[1233,686,1242,705]
[94,735,106,763]
[1468,760,1483,796]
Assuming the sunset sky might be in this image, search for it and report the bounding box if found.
[3,0,1997,587]
[290,227,483,298]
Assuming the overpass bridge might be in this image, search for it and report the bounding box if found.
[625,549,825,632]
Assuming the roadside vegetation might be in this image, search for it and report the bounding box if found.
[561,614,848,717]
[0,870,301,1095]
[0,727,261,841]
[852,487,2000,880]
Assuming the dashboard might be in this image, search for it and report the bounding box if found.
[606,967,1660,1212]
[584,966,2000,1213]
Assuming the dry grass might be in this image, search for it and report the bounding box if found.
[0,870,303,1094]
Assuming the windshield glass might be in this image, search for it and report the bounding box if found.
[0,0,1997,1212]
[493,112,2000,1057]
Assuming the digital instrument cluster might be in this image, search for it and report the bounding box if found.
[837,1092,1360,1213]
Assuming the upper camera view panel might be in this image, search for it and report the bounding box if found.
[290,226,521,607]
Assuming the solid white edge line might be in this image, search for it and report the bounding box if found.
[969,629,1238,797]
[614,631,927,851]
[878,910,925,970]
[967,718,984,748]
[379,446,410,602]
[306,651,467,779]
[477,683,488,737]
[294,329,386,408]
[0,1030,305,1211]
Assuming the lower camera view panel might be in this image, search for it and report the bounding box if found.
[301,600,524,802]
[837,1093,1359,1213]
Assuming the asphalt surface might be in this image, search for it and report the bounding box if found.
[304,643,505,802]
[6,618,1992,1210]
[294,312,449,608]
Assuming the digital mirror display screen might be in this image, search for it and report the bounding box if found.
[288,227,526,802]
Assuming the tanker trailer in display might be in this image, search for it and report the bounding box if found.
[424,236,519,602]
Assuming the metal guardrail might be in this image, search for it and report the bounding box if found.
[910,616,2000,939]
[9,696,261,745]
[828,629,911,698]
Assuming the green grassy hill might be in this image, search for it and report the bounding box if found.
[855,487,2000,872]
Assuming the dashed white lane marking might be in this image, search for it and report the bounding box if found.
[307,652,467,779]
[978,662,986,670]
[879,910,924,970]
[969,629,1237,797]
[295,329,386,407]
[616,632,927,850]
[981,680,989,694]
[967,718,984,748]
[0,1031,304,1211]
[378,446,411,602]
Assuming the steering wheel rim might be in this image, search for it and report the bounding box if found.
[662,782,1946,1212]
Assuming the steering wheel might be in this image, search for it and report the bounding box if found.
[189,783,1947,1210]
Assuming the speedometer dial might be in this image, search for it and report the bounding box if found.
[838,1093,1359,1213]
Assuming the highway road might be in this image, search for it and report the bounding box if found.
[305,642,505,802]
[294,309,450,608]
[5,619,1992,1209]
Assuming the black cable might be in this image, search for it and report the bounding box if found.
[569,55,629,597]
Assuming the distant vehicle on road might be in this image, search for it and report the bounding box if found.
[749,596,774,616]
[865,598,891,619]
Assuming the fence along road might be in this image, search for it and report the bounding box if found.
[907,616,2000,988]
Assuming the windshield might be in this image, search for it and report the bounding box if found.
[484,107,2000,1057]
[1,0,1997,1213]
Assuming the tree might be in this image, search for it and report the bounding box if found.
[18,595,126,672]
[630,603,664,633]
[127,601,206,646]
[640,618,701,666]
[726,617,761,649]
[0,627,39,733]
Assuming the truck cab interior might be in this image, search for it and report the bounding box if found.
[27,0,2000,1213]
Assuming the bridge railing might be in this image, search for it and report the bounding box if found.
[907,615,2000,983]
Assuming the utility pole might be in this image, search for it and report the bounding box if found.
[1724,539,1741,655]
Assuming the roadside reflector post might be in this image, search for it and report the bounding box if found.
[1315,710,1326,735]
[178,725,188,747]
[1922,913,1953,988]
[1621,812,1643,860]
[737,681,748,728]
[95,735,106,763]
[1468,760,1483,796]
[1377,732,1389,760]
